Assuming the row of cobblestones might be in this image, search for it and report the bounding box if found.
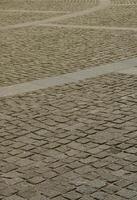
[0,0,98,11]
[111,0,137,5]
[0,12,64,27]
[0,73,137,199]
[0,28,137,86]
[58,6,137,27]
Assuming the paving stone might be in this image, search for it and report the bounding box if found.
[107,163,122,171]
[63,190,82,200]
[117,188,137,199]
[28,176,45,184]
[3,195,26,200]
[52,196,67,200]
[115,179,133,188]
[0,186,17,197]
[75,165,92,174]
[29,194,49,200]
[102,184,119,194]
[91,191,108,200]
[131,196,137,200]
[127,183,137,191]
[89,179,106,189]
[76,185,96,194]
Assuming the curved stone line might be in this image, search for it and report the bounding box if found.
[38,23,137,32]
[0,0,111,30]
[0,9,69,14]
[113,4,137,6]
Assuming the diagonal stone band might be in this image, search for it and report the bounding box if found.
[0,57,137,98]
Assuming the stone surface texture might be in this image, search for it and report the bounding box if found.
[0,0,137,199]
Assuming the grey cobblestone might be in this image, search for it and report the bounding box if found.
[59,6,137,27]
[0,12,64,27]
[111,0,137,5]
[0,0,98,12]
[3,195,26,200]
[0,28,137,86]
[0,73,137,199]
[0,0,137,199]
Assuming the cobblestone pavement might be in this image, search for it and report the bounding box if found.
[0,12,65,27]
[111,0,137,5]
[58,6,137,27]
[0,0,137,86]
[1,28,137,86]
[0,0,98,11]
[1,73,137,200]
[0,0,137,199]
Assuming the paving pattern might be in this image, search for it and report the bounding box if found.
[111,0,137,5]
[0,0,98,11]
[1,28,137,86]
[57,6,137,27]
[1,74,137,200]
[0,58,137,98]
[0,12,65,27]
[0,0,137,199]
[0,0,107,31]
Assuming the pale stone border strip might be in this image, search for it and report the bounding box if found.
[38,23,137,32]
[0,58,137,98]
[0,0,110,30]
[0,9,69,14]
[112,4,137,6]
[118,67,137,75]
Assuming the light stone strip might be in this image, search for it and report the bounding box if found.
[118,67,137,75]
[112,4,137,6]
[0,0,111,30]
[0,57,137,98]
[38,23,137,32]
[0,9,69,14]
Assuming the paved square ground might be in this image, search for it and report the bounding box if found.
[57,6,137,27]
[0,0,137,199]
[0,12,65,27]
[0,28,137,86]
[1,73,137,200]
[0,0,98,11]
